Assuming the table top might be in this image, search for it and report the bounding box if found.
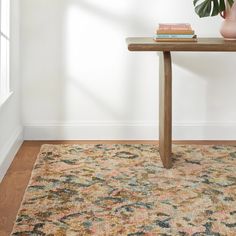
[126,37,236,52]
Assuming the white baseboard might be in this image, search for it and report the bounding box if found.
[0,127,23,182]
[23,122,236,140]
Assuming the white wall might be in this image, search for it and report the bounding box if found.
[21,0,236,140]
[0,0,22,181]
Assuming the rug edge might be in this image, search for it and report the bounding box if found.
[10,144,48,235]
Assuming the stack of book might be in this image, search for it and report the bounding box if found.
[154,23,197,42]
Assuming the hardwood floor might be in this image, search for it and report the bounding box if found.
[1,140,236,236]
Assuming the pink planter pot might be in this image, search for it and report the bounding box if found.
[220,2,236,39]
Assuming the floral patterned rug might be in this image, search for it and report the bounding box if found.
[11,144,236,236]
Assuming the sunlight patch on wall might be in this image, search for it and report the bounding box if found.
[63,1,132,120]
[64,2,127,80]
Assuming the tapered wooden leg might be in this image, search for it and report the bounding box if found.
[159,51,172,169]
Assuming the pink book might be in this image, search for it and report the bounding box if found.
[159,23,192,30]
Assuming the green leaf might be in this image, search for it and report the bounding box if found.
[212,0,220,16]
[193,0,231,17]
[194,0,212,17]
[227,0,234,7]
[193,0,200,6]
[219,0,226,11]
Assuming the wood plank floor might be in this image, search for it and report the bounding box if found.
[1,140,236,236]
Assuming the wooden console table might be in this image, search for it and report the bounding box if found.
[126,37,236,169]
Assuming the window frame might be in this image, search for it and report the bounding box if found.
[0,0,11,107]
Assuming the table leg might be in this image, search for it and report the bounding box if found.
[159,51,172,169]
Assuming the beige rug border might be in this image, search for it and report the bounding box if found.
[10,144,52,235]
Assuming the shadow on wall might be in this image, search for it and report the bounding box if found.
[172,52,236,138]
[69,77,122,119]
[172,53,234,78]
[68,0,149,32]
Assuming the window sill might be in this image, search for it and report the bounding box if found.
[0,91,13,109]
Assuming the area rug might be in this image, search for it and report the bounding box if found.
[11,144,236,236]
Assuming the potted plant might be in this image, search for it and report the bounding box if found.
[193,0,234,18]
[193,0,236,39]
